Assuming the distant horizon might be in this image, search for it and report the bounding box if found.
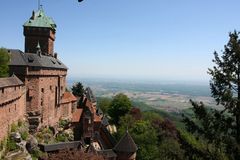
[67,75,210,86]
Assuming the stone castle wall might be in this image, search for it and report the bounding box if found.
[25,69,67,130]
[0,85,26,140]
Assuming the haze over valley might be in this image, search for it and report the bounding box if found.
[69,78,219,113]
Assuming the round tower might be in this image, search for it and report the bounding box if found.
[23,7,56,56]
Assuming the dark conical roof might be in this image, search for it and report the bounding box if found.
[113,131,137,153]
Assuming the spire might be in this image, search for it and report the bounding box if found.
[36,42,42,57]
[36,41,41,50]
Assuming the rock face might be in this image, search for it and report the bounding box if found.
[26,135,38,153]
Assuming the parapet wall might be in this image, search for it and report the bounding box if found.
[0,85,26,141]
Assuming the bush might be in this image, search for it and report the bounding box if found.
[56,134,67,142]
[59,119,69,128]
[17,120,23,127]
[10,123,18,132]
[31,148,45,160]
[0,141,4,150]
[6,138,19,152]
[21,131,29,140]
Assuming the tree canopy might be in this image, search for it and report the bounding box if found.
[97,97,111,115]
[71,82,84,97]
[0,48,10,78]
[183,31,240,159]
[108,93,132,125]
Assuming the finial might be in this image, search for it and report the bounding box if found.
[36,42,41,50]
[36,42,42,57]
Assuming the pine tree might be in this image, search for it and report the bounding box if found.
[183,31,240,159]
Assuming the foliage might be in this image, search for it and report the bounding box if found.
[158,138,184,160]
[0,48,10,78]
[118,109,186,160]
[97,97,111,115]
[0,140,4,151]
[59,119,69,128]
[35,127,54,144]
[21,131,29,140]
[183,31,240,159]
[71,82,84,97]
[31,148,46,160]
[6,138,19,152]
[118,118,159,160]
[108,93,132,125]
[10,123,18,132]
[55,133,69,142]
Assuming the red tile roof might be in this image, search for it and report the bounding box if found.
[72,108,83,123]
[61,92,77,104]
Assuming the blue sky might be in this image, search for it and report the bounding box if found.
[1,0,240,82]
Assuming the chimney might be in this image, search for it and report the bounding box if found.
[54,53,58,59]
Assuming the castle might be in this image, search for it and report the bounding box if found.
[0,7,137,160]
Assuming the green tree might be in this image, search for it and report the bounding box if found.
[0,48,10,77]
[118,119,159,160]
[108,93,132,125]
[71,82,84,97]
[183,31,240,159]
[97,97,111,115]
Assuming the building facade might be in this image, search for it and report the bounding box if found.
[0,75,26,140]
[6,8,76,133]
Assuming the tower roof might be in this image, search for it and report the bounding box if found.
[23,8,56,30]
[113,131,137,153]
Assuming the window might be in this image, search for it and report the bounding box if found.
[50,85,52,90]
[41,98,43,106]
[2,88,4,94]
[41,88,44,93]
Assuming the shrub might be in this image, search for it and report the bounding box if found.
[56,134,67,142]
[21,131,29,140]
[6,138,19,152]
[17,120,23,127]
[10,123,18,132]
[59,119,69,128]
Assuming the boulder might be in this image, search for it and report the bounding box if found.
[26,135,38,153]
[10,132,21,143]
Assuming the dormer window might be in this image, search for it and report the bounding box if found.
[28,56,34,63]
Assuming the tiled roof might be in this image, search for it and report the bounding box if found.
[39,141,82,152]
[0,75,24,88]
[97,149,117,158]
[113,131,137,153]
[72,108,83,123]
[8,49,67,70]
[23,8,56,30]
[61,92,77,104]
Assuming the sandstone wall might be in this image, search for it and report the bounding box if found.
[0,85,26,141]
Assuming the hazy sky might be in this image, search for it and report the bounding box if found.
[1,0,240,82]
